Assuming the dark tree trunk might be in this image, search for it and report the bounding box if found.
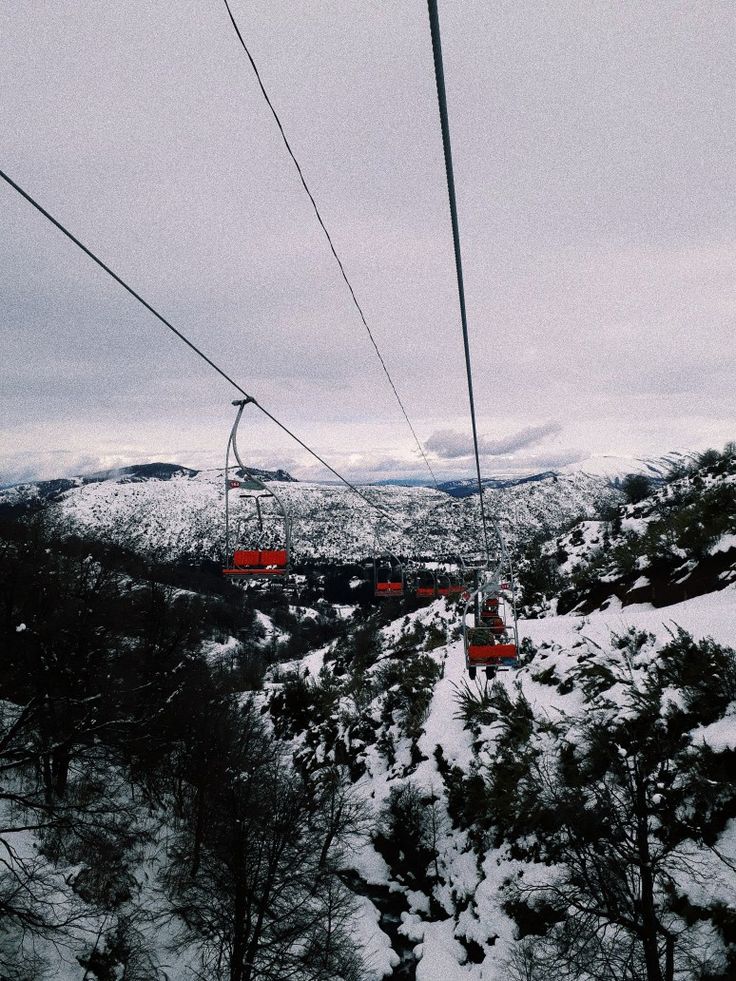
[52,745,69,798]
[635,771,664,981]
[190,785,205,877]
[664,934,675,981]
[231,879,248,981]
[42,751,53,806]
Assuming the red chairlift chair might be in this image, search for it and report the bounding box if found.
[222,399,291,578]
[463,589,518,679]
[436,569,465,599]
[374,553,405,599]
[414,568,438,600]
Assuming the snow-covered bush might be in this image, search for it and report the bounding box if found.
[487,629,736,981]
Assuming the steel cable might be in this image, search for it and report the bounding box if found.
[426,0,491,560]
[0,167,403,529]
[222,0,439,490]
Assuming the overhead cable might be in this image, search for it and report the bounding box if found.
[0,167,402,529]
[425,0,491,560]
[221,0,439,490]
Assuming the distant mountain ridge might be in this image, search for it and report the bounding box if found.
[0,463,618,564]
[371,452,697,498]
[0,461,297,498]
[0,452,692,564]
[560,450,696,483]
[437,471,559,498]
[1,451,695,500]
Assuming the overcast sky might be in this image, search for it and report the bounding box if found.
[1,1,734,484]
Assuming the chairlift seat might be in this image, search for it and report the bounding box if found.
[467,642,517,665]
[480,612,506,632]
[223,548,289,576]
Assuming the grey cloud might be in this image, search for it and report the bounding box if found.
[0,450,143,487]
[425,422,563,460]
[2,1,735,474]
[510,449,587,472]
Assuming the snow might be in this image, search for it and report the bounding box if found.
[417,642,474,773]
[0,784,198,981]
[448,848,481,899]
[347,837,394,888]
[204,634,239,665]
[353,896,401,979]
[555,520,605,575]
[561,450,693,481]
[255,610,274,632]
[344,582,736,980]
[399,910,426,942]
[693,706,736,751]
[11,465,618,563]
[406,889,431,915]
[415,919,470,980]
[710,533,736,555]
[520,584,736,652]
[7,454,736,980]
[621,515,650,534]
[290,604,321,620]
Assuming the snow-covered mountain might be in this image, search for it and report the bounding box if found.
[2,446,735,981]
[376,452,693,497]
[526,445,736,615]
[560,450,696,483]
[436,471,559,497]
[0,461,295,496]
[1,464,618,563]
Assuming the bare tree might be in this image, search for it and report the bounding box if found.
[165,700,367,981]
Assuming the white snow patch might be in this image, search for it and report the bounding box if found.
[415,918,470,980]
[353,895,400,979]
[693,706,736,751]
[710,533,736,555]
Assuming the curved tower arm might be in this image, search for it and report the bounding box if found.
[224,399,292,565]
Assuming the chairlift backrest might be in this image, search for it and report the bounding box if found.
[373,551,404,598]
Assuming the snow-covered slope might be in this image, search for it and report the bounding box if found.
[1,467,618,563]
[560,450,695,482]
[542,448,736,613]
[271,585,736,980]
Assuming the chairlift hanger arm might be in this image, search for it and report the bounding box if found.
[228,398,266,489]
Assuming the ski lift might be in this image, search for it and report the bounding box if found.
[459,553,488,574]
[374,552,405,599]
[414,567,437,600]
[463,587,518,680]
[479,595,506,634]
[223,399,291,577]
[436,567,465,599]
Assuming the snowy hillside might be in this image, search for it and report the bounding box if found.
[538,445,736,614]
[0,466,618,563]
[2,448,736,980]
[266,586,736,980]
[560,450,696,483]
